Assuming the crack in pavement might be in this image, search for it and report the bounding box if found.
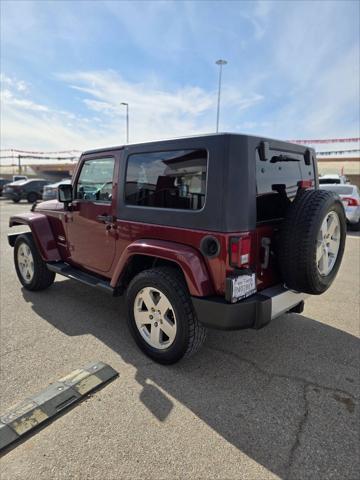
[207,345,358,477]
[208,345,357,399]
[286,383,310,478]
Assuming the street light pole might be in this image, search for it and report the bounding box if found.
[121,102,129,144]
[215,59,227,133]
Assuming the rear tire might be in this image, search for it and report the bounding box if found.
[278,189,346,294]
[27,192,38,203]
[126,267,206,364]
[14,234,55,291]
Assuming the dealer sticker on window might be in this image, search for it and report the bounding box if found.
[230,273,257,303]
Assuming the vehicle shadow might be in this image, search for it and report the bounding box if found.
[347,229,360,237]
[22,281,359,479]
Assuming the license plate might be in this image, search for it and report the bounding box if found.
[230,273,257,303]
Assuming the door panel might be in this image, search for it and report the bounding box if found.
[66,156,116,273]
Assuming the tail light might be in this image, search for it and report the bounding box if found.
[229,235,251,268]
[342,197,359,206]
[297,180,313,189]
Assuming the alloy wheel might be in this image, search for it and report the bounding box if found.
[133,287,177,349]
[17,242,35,284]
[316,211,341,276]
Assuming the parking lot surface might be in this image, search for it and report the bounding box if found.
[0,199,359,480]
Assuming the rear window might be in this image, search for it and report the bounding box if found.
[125,149,207,210]
[319,178,341,184]
[255,149,311,222]
[320,185,354,195]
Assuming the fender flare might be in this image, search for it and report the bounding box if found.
[110,239,214,297]
[9,213,61,262]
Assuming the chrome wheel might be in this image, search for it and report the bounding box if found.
[316,211,341,276]
[134,287,177,350]
[17,242,34,284]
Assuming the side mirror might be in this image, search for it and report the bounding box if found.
[58,184,73,204]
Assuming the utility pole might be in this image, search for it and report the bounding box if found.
[215,59,228,133]
[121,102,129,143]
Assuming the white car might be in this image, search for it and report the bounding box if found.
[320,184,360,230]
[42,178,71,201]
[319,174,347,185]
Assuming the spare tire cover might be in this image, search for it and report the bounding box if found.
[278,189,346,295]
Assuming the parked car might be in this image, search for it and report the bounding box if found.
[3,178,50,203]
[319,174,347,185]
[8,134,346,364]
[320,183,360,230]
[42,179,71,201]
[0,178,10,196]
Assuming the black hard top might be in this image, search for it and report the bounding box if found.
[82,132,311,157]
[81,133,316,233]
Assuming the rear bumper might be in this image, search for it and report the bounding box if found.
[345,206,360,224]
[192,285,309,330]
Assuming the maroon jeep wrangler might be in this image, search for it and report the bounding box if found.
[8,134,346,364]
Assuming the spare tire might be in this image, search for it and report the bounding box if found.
[278,189,346,295]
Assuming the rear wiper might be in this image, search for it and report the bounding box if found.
[270,155,300,163]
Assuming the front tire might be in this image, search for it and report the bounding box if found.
[126,267,206,364]
[14,234,55,291]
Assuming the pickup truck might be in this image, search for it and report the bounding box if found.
[8,133,346,364]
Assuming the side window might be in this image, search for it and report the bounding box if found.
[75,158,115,202]
[125,149,207,210]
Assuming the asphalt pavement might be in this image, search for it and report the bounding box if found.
[0,199,359,480]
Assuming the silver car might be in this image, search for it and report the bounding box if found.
[42,179,71,201]
[320,184,360,230]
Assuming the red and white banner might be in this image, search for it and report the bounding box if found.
[0,149,82,154]
[289,138,360,145]
[317,149,360,156]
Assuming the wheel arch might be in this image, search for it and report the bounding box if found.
[111,239,214,297]
[8,213,61,262]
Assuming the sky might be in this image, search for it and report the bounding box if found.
[0,0,359,152]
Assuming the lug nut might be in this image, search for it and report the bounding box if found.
[149,315,153,320]
[154,322,158,327]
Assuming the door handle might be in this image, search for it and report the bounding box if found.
[97,214,116,223]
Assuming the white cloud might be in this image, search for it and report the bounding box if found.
[0,74,29,93]
[1,89,48,112]
[1,69,264,151]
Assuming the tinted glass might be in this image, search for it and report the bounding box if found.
[76,158,115,202]
[319,178,341,184]
[256,150,305,222]
[125,149,207,210]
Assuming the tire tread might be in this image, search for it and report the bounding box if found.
[278,189,346,294]
[14,233,55,291]
[126,266,206,363]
